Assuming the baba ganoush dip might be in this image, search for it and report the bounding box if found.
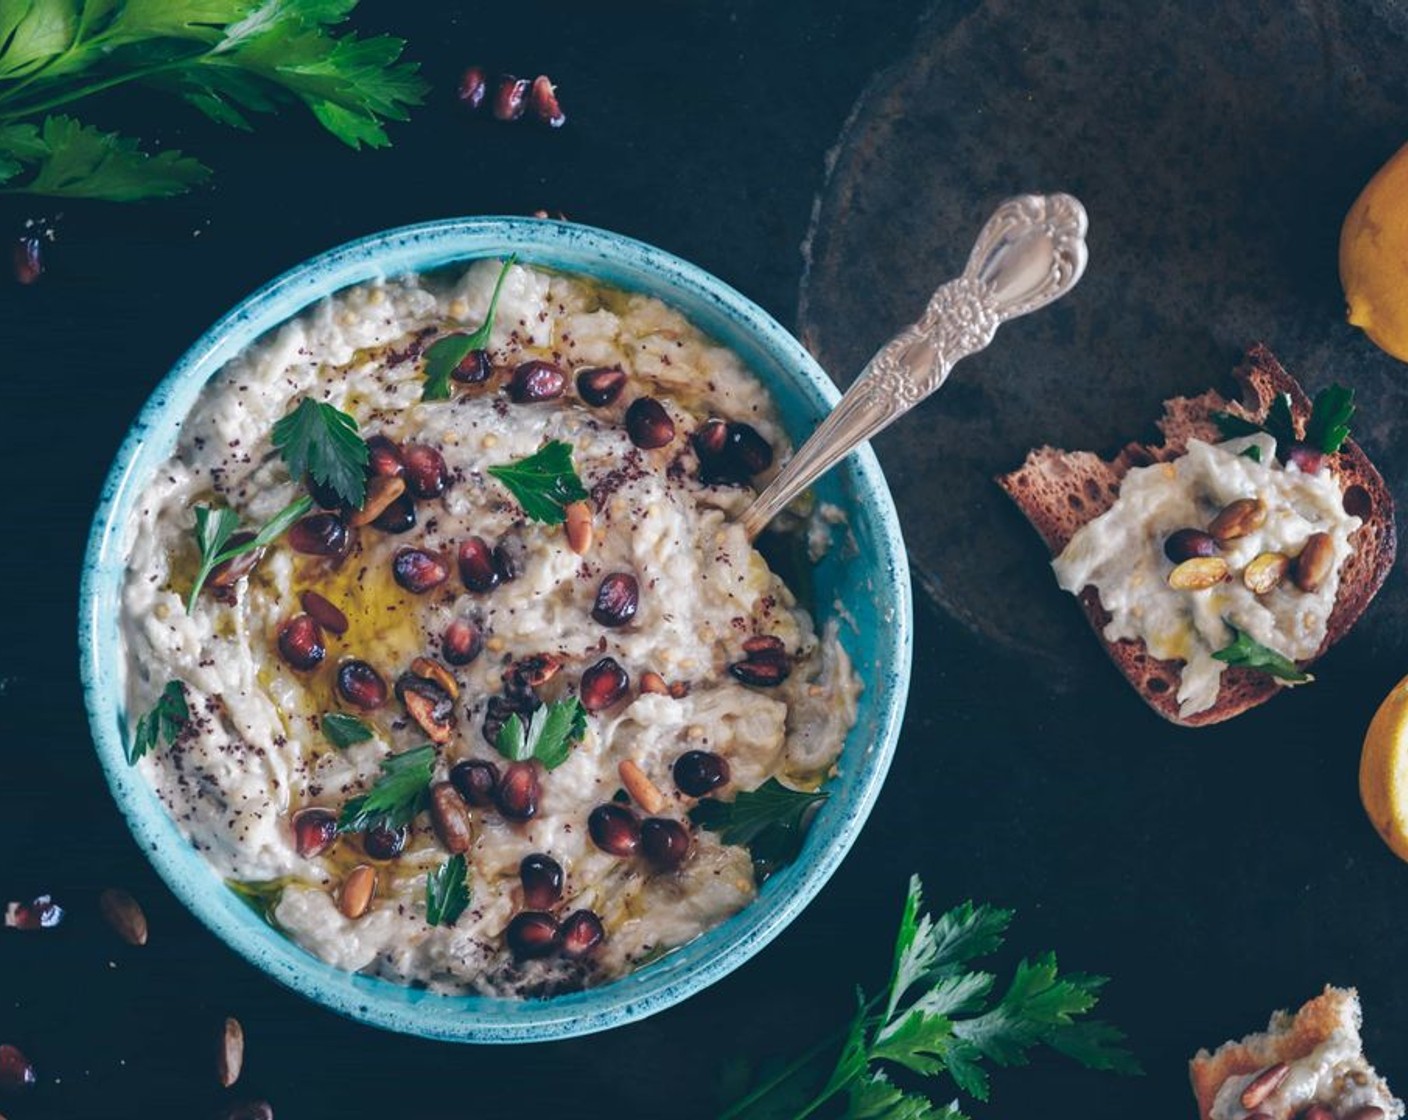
[1052,433,1360,718]
[119,259,861,996]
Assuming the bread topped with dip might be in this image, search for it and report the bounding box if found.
[1189,986,1403,1120]
[999,345,1396,726]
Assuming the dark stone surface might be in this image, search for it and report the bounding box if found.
[802,0,1408,681]
[3,2,1407,1119]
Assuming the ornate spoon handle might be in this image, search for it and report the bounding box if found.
[739,193,1089,540]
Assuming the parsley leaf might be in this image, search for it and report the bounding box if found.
[337,744,435,832]
[0,114,209,198]
[716,876,1138,1120]
[494,698,587,770]
[690,778,829,881]
[128,679,188,765]
[1211,410,1264,439]
[421,255,517,401]
[322,712,373,748]
[1239,444,1262,463]
[1305,383,1355,453]
[425,853,470,927]
[186,494,314,610]
[486,440,589,525]
[1213,386,1352,458]
[271,398,369,509]
[1212,623,1312,684]
[0,1,425,202]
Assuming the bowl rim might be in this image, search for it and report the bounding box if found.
[78,216,912,1042]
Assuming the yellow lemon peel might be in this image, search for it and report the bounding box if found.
[1358,672,1408,862]
[1341,141,1408,361]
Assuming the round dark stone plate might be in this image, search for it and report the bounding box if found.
[800,0,1408,685]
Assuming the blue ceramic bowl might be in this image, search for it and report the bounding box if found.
[79,218,912,1042]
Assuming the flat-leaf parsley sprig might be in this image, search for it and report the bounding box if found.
[495,698,587,771]
[186,495,313,610]
[128,679,188,764]
[421,255,517,401]
[271,398,370,510]
[487,439,589,525]
[0,0,426,202]
[717,876,1139,1119]
[336,744,435,834]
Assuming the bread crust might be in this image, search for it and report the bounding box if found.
[997,344,1397,727]
[1188,986,1399,1120]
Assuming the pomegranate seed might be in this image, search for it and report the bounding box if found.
[393,548,449,593]
[576,366,626,406]
[673,750,730,797]
[483,695,535,746]
[560,909,604,958]
[588,803,640,856]
[510,654,561,691]
[579,657,629,711]
[520,853,564,910]
[292,808,337,858]
[402,443,448,499]
[641,818,691,870]
[451,349,492,384]
[395,673,456,744]
[336,660,387,710]
[1285,441,1326,473]
[442,618,485,665]
[1163,528,1219,563]
[4,894,63,931]
[505,911,559,959]
[372,492,417,533]
[300,590,349,635]
[592,572,639,627]
[458,536,501,592]
[529,75,566,128]
[726,422,774,474]
[496,760,539,820]
[450,758,500,807]
[277,615,325,670]
[366,434,405,478]
[693,419,728,457]
[363,822,407,860]
[625,397,675,449]
[494,535,525,582]
[742,635,785,655]
[207,532,261,589]
[695,420,773,485]
[458,66,487,109]
[493,75,529,121]
[730,655,789,687]
[0,1042,36,1090]
[509,360,567,403]
[288,513,350,557]
[12,237,42,285]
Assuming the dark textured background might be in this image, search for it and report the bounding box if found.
[2,2,1406,1118]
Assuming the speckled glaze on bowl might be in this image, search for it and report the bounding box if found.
[79,218,912,1042]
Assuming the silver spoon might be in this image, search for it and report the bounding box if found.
[739,193,1090,540]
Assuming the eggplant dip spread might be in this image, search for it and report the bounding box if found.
[119,259,861,996]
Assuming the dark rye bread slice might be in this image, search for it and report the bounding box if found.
[997,344,1396,727]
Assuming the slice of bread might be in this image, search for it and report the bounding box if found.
[998,344,1396,727]
[1189,986,1403,1119]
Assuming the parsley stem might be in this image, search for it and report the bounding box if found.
[0,58,191,121]
[717,995,884,1120]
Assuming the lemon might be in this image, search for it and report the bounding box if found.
[1359,674,1408,861]
[1341,141,1408,361]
